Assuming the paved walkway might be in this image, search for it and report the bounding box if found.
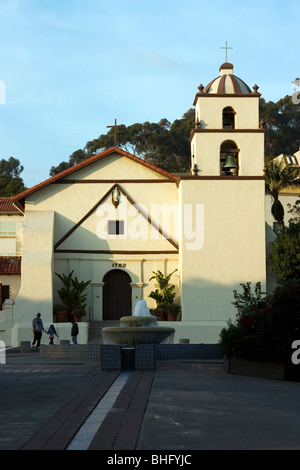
[1,349,300,451]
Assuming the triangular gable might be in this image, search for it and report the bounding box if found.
[13,147,179,212]
[54,183,179,254]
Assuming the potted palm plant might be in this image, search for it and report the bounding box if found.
[55,271,91,322]
[148,269,180,321]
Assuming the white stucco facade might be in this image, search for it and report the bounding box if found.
[0,62,275,346]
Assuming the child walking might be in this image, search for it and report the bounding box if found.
[45,324,59,345]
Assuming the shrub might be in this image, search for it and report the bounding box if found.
[269,217,300,287]
[220,282,300,364]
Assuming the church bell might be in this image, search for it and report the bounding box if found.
[223,155,237,174]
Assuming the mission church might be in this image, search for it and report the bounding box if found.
[0,60,287,346]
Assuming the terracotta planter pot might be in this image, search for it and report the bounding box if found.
[72,314,82,322]
[55,310,68,323]
[167,311,177,321]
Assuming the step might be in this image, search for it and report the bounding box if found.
[88,321,118,344]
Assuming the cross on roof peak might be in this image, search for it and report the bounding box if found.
[107,118,123,147]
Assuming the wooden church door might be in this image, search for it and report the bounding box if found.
[102,270,132,320]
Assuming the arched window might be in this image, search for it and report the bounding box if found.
[220,140,239,176]
[222,107,235,129]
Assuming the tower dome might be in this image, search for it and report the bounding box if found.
[196,63,260,97]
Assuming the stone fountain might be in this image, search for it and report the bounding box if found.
[102,300,175,346]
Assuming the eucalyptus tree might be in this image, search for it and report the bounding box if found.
[49,109,195,176]
[0,156,26,196]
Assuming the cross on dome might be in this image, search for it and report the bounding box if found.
[220,41,233,62]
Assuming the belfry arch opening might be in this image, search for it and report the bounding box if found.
[220,140,239,176]
[222,106,235,129]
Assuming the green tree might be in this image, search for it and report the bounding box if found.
[49,93,300,177]
[50,160,74,177]
[49,110,195,176]
[287,198,300,225]
[260,95,300,158]
[0,157,26,196]
[4,178,26,196]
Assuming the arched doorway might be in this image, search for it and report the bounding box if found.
[102,270,132,320]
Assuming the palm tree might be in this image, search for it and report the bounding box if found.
[265,158,300,231]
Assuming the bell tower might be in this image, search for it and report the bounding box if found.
[190,63,265,177]
[178,61,266,343]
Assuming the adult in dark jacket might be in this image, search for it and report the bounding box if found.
[32,313,44,348]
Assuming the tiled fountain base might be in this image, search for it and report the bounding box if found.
[40,343,223,369]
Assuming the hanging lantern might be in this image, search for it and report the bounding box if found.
[112,186,121,208]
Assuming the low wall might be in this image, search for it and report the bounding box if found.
[39,343,223,369]
[224,356,285,380]
[162,321,227,344]
[40,344,101,361]
[0,299,89,347]
[9,322,89,348]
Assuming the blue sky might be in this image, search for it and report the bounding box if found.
[0,0,299,188]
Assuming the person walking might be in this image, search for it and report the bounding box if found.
[71,320,79,344]
[45,324,59,345]
[32,313,44,348]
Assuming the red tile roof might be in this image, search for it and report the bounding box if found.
[0,197,19,213]
[0,256,21,275]
[13,147,179,208]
